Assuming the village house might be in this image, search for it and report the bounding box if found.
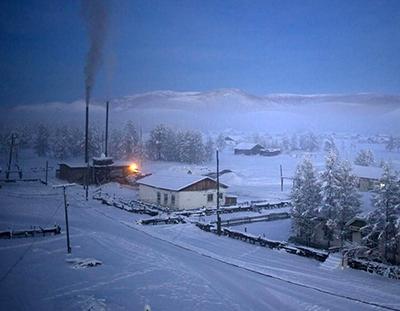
[234,143,265,155]
[137,173,231,210]
[57,156,136,184]
[352,165,383,192]
[291,216,368,250]
[345,217,367,245]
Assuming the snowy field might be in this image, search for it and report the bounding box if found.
[1,181,400,310]
[1,140,400,310]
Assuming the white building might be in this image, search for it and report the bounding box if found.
[137,173,228,210]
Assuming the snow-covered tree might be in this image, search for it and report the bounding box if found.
[204,137,214,162]
[110,128,124,159]
[121,121,139,158]
[290,134,299,151]
[51,126,70,159]
[323,136,337,154]
[34,124,50,157]
[176,130,205,164]
[354,149,374,166]
[363,164,400,264]
[385,136,400,152]
[17,125,33,149]
[88,126,102,158]
[215,134,226,151]
[146,124,176,161]
[319,151,341,248]
[335,161,361,245]
[67,127,84,157]
[291,158,321,245]
[281,134,290,152]
[299,132,319,152]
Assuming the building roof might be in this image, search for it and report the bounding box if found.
[137,173,228,191]
[352,165,383,180]
[59,159,132,168]
[234,143,264,150]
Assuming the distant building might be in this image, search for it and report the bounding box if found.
[137,173,230,210]
[352,165,383,192]
[234,143,265,155]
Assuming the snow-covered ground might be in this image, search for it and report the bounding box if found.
[1,181,400,311]
[1,140,400,310]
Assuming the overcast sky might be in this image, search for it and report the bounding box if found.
[1,0,400,106]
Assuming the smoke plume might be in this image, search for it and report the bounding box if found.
[82,0,109,103]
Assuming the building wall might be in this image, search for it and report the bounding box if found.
[178,188,226,210]
[138,184,227,210]
[358,178,378,192]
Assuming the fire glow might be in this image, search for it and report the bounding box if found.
[129,163,139,173]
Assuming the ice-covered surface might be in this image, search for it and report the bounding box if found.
[188,207,290,223]
[1,181,400,310]
[231,218,292,241]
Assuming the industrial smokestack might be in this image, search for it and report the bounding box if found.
[82,0,109,161]
[82,0,109,199]
[82,0,109,105]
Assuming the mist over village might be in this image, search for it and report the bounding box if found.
[1,1,400,310]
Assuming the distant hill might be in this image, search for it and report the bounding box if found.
[2,89,400,133]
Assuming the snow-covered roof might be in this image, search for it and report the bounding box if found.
[264,148,281,152]
[352,165,383,180]
[59,160,132,168]
[137,173,228,191]
[234,143,264,150]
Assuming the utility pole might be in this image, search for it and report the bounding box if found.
[216,149,221,235]
[105,101,109,157]
[85,86,90,201]
[53,183,76,253]
[44,160,49,185]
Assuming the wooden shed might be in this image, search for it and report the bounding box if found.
[234,143,265,155]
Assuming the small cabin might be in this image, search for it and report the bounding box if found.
[57,157,135,184]
[137,173,231,210]
[345,217,367,244]
[352,165,383,192]
[234,143,265,155]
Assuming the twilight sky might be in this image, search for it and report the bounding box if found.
[1,0,400,106]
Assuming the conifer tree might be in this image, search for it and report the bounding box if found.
[363,164,400,263]
[291,158,321,245]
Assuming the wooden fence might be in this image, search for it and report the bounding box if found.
[0,225,61,239]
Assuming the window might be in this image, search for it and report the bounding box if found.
[207,194,213,202]
[171,194,175,206]
[157,192,161,204]
[164,193,168,205]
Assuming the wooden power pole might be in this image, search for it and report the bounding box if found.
[216,149,222,235]
[53,183,76,253]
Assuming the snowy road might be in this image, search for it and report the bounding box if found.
[0,183,399,310]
